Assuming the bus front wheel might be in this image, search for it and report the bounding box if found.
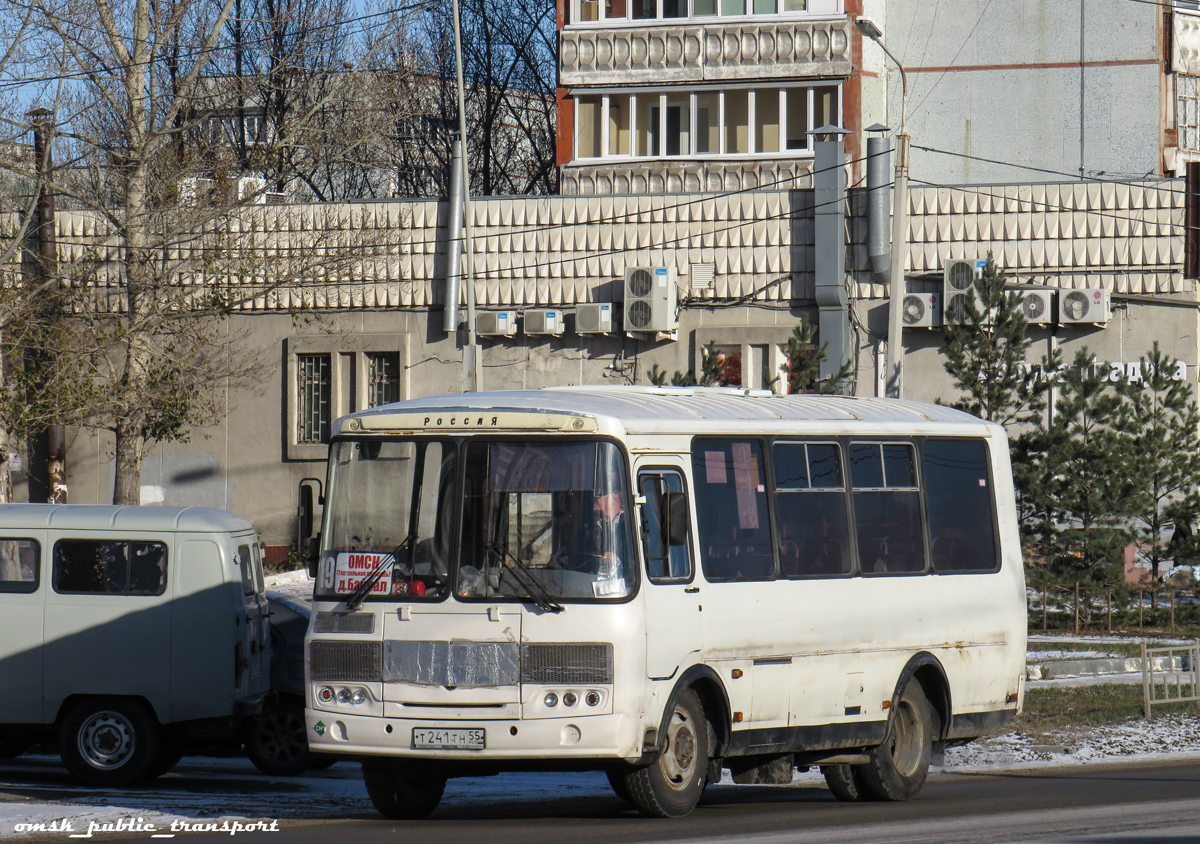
[362,758,445,819]
[859,680,932,801]
[625,688,709,818]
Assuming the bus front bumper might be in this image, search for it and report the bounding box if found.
[304,709,645,762]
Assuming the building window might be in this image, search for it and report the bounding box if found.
[297,353,332,444]
[570,0,813,23]
[573,84,839,161]
[287,335,406,460]
[367,352,401,408]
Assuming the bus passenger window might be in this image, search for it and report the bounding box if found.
[850,443,926,575]
[773,443,851,577]
[639,470,692,582]
[691,440,774,581]
[923,439,999,573]
[0,539,39,593]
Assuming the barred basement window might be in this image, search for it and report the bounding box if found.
[297,353,332,443]
[367,352,401,408]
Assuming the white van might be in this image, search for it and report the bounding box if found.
[0,505,271,786]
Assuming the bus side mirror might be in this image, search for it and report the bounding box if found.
[663,492,689,547]
[298,484,315,540]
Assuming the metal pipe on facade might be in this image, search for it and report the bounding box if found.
[442,138,465,334]
[451,0,481,390]
[866,134,892,283]
[813,128,850,383]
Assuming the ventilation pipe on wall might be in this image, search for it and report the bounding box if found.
[442,137,465,334]
[813,126,851,383]
[866,130,892,283]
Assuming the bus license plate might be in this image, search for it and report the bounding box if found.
[412,728,485,751]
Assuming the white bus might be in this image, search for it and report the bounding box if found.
[305,387,1026,818]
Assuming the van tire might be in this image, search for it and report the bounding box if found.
[821,764,868,801]
[245,701,313,777]
[858,680,932,802]
[605,768,632,802]
[362,758,445,819]
[59,699,159,787]
[624,688,709,818]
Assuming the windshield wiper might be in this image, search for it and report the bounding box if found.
[485,542,564,614]
[344,533,417,613]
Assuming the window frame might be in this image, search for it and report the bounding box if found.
[285,334,407,461]
[571,82,840,163]
[51,538,169,597]
[922,438,1001,575]
[772,441,854,579]
[691,436,778,583]
[638,467,696,585]
[568,0,825,25]
[0,538,40,594]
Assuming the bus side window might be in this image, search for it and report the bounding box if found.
[923,439,999,573]
[639,470,692,583]
[850,443,927,576]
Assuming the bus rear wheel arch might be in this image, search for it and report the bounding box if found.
[58,697,160,787]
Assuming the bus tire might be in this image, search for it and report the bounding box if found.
[605,768,632,803]
[59,698,159,787]
[859,680,932,802]
[821,764,868,801]
[624,688,709,818]
[362,758,445,820]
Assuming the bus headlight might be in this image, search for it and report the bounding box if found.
[318,686,335,703]
[351,689,368,705]
[563,692,578,707]
[585,691,601,707]
[336,688,353,704]
[544,692,559,708]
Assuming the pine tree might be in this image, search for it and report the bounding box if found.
[940,255,1054,426]
[1116,342,1200,600]
[779,315,854,395]
[1019,349,1135,593]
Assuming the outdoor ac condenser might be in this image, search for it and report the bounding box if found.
[623,267,677,333]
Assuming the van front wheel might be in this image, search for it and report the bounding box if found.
[59,699,159,787]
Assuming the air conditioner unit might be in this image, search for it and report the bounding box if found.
[524,309,563,335]
[902,293,941,329]
[1058,288,1111,324]
[1017,290,1054,325]
[575,303,613,334]
[623,267,677,334]
[238,176,268,203]
[942,258,986,324]
[476,311,516,336]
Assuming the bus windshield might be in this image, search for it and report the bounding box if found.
[317,438,457,602]
[457,440,636,602]
[316,437,636,604]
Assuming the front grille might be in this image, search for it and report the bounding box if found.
[313,612,376,634]
[383,641,520,688]
[521,643,613,685]
[309,640,382,682]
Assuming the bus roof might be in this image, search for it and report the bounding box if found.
[0,505,256,533]
[337,386,1000,438]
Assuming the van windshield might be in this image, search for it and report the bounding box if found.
[456,440,636,602]
[316,439,456,602]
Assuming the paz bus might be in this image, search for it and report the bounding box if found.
[304,387,1026,818]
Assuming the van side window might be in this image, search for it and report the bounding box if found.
[0,539,39,593]
[850,443,926,575]
[773,443,852,577]
[924,439,999,573]
[236,545,262,596]
[53,540,168,596]
[691,439,775,581]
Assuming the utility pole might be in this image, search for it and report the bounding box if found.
[24,109,67,503]
[452,0,481,392]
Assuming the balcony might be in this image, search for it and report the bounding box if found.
[559,18,852,88]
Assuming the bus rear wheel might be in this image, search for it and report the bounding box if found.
[821,763,869,801]
[859,680,932,801]
[362,758,446,820]
[624,688,709,818]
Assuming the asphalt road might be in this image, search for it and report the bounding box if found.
[4,756,1198,844]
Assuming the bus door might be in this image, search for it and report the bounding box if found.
[637,466,702,679]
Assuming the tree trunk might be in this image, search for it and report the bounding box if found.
[113,415,146,505]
